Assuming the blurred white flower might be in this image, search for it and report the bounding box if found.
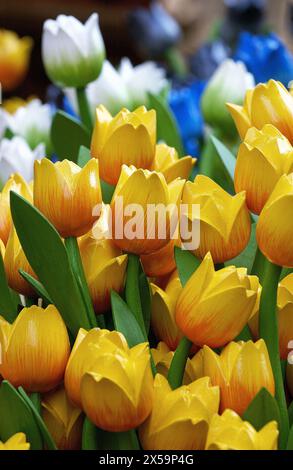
[4,99,52,152]
[201,59,255,137]
[42,13,105,88]
[0,136,45,183]
[0,110,7,140]
[119,58,168,106]
[65,58,168,116]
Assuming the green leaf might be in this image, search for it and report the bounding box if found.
[125,254,147,337]
[148,92,184,156]
[0,381,43,450]
[210,135,236,183]
[242,387,281,432]
[280,267,293,281]
[82,417,99,450]
[77,145,91,167]
[287,425,293,450]
[19,270,52,305]
[10,192,91,336]
[0,251,18,322]
[174,246,201,287]
[51,111,90,163]
[226,223,257,272]
[95,428,140,450]
[101,180,115,204]
[18,387,57,450]
[139,270,151,335]
[111,291,145,347]
[288,401,293,426]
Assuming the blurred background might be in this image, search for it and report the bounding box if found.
[1,0,293,99]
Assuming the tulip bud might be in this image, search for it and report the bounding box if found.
[150,272,183,350]
[42,386,83,450]
[79,232,127,315]
[0,173,32,245]
[152,143,195,183]
[0,137,44,184]
[182,175,251,263]
[34,158,102,238]
[139,374,219,450]
[0,29,32,92]
[151,342,195,385]
[91,106,156,185]
[287,363,293,397]
[201,59,254,137]
[202,340,275,415]
[0,305,70,392]
[4,228,36,296]
[0,433,30,450]
[206,410,278,450]
[111,165,185,255]
[227,80,293,143]
[42,13,105,88]
[64,328,128,407]
[249,274,293,360]
[256,173,293,267]
[176,253,259,347]
[235,125,293,214]
[80,342,154,432]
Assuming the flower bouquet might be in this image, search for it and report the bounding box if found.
[0,12,292,454]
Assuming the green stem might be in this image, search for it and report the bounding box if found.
[65,237,98,329]
[251,246,267,282]
[259,259,289,449]
[76,87,93,131]
[235,324,252,342]
[167,337,192,389]
[164,47,188,78]
[125,254,147,338]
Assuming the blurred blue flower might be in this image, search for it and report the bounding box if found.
[169,81,205,157]
[235,32,293,86]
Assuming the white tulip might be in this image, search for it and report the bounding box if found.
[4,99,52,152]
[64,58,167,115]
[119,58,168,106]
[201,59,255,136]
[0,137,45,183]
[42,13,105,88]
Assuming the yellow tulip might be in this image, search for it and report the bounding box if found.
[287,363,293,397]
[227,80,293,143]
[0,173,32,245]
[4,228,36,296]
[150,272,183,350]
[139,374,219,450]
[206,409,278,450]
[0,305,70,392]
[140,237,178,278]
[201,340,275,415]
[152,143,196,183]
[182,175,251,263]
[0,432,30,450]
[80,342,154,432]
[34,158,102,238]
[151,342,195,385]
[0,30,32,92]
[111,165,185,255]
[249,273,293,360]
[256,173,293,267]
[64,327,128,407]
[91,105,156,185]
[79,230,127,315]
[42,386,83,450]
[235,125,293,214]
[175,253,259,347]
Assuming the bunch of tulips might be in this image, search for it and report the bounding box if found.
[0,13,293,452]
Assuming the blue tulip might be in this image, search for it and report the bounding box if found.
[235,32,293,86]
